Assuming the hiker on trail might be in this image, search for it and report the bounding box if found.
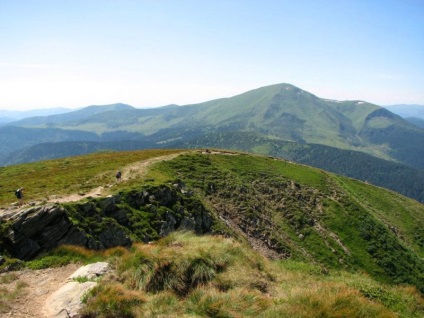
[116,171,122,182]
[15,188,25,206]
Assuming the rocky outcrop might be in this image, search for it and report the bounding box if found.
[0,185,214,261]
[3,205,131,260]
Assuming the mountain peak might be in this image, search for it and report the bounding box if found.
[83,103,135,111]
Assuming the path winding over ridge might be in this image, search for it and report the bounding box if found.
[46,152,184,204]
[0,150,240,317]
[0,152,184,317]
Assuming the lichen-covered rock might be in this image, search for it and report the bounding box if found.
[98,224,132,249]
[0,185,215,261]
[2,204,132,260]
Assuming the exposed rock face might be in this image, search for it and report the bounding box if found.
[1,185,214,261]
[3,205,131,260]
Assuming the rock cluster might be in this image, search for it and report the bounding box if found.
[1,185,213,261]
[2,204,130,260]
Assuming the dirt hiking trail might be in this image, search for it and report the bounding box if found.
[46,152,183,204]
[0,150,241,317]
[0,263,80,318]
[0,153,183,317]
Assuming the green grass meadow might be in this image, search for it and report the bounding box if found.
[0,149,184,207]
[1,149,423,317]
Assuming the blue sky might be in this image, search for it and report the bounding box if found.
[0,0,423,110]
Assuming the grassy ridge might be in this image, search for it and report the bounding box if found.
[1,149,424,316]
[172,131,424,203]
[151,153,424,291]
[0,149,184,207]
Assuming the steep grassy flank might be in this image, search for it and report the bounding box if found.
[172,131,424,203]
[327,100,379,131]
[150,153,424,291]
[0,149,185,207]
[332,176,424,257]
[2,150,424,295]
[1,149,424,317]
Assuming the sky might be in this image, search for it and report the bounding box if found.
[0,0,423,111]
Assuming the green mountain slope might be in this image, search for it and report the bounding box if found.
[154,153,424,289]
[1,150,423,294]
[170,131,424,203]
[3,131,424,204]
[6,83,424,170]
[1,150,424,317]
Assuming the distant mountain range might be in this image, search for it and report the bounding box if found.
[383,104,424,129]
[404,117,424,129]
[384,104,424,119]
[1,83,424,202]
[0,107,72,124]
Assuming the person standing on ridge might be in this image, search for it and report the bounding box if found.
[116,171,122,182]
[15,188,25,207]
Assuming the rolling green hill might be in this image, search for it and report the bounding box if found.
[0,150,423,317]
[3,129,424,204]
[169,131,424,203]
[5,83,424,171]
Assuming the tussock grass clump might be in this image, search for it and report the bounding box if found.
[116,232,268,296]
[134,291,184,317]
[78,232,418,317]
[335,271,424,317]
[82,283,146,318]
[270,283,396,318]
[187,287,271,317]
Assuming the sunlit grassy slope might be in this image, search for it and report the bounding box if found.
[32,232,423,318]
[5,83,424,173]
[1,149,424,317]
[0,149,185,207]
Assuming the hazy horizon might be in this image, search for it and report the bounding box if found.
[1,88,424,114]
[1,0,423,111]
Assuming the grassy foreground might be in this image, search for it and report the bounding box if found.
[1,149,424,316]
[29,232,423,318]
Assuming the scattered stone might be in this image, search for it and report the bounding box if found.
[44,281,97,317]
[69,262,110,281]
[44,262,110,318]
